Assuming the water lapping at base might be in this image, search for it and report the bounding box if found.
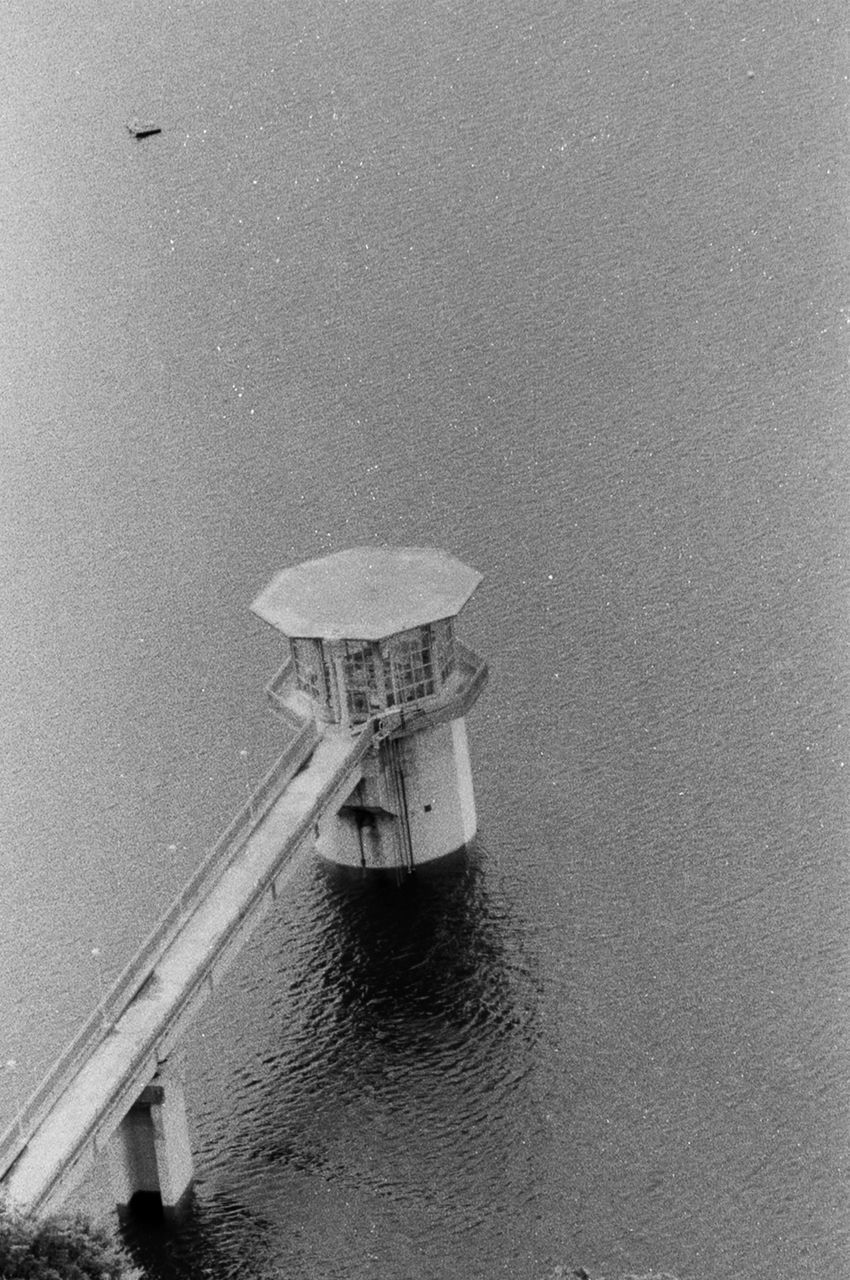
[119,845,544,1279]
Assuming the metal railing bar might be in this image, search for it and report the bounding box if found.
[0,715,319,1179]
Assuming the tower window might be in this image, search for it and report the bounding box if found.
[291,637,327,705]
[342,640,385,722]
[431,618,455,682]
[389,628,435,704]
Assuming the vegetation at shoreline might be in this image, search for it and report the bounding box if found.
[0,1201,685,1280]
[0,1203,142,1280]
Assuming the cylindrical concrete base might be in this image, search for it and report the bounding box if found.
[317,716,478,870]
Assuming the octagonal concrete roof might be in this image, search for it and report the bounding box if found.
[251,546,482,641]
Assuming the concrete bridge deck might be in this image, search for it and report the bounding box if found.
[1,722,372,1215]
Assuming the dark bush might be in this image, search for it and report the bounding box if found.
[0,1205,142,1280]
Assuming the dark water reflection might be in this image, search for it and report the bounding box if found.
[119,846,544,1280]
[118,1192,275,1280]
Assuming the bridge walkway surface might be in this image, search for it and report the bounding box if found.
[0,721,372,1215]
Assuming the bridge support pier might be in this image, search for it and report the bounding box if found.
[109,1064,193,1214]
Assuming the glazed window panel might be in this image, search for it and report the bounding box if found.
[431,618,455,683]
[390,628,436,704]
[342,641,386,721]
[291,637,327,703]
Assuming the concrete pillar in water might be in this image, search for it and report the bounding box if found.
[109,1063,193,1213]
[252,546,488,869]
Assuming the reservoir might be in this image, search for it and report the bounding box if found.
[1,1,848,1276]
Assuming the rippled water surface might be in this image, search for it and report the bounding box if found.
[2,0,849,1276]
[123,851,543,1279]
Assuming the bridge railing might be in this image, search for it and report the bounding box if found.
[0,713,320,1180]
[6,715,376,1214]
[370,641,489,740]
[0,643,487,1183]
[264,656,317,727]
[266,656,294,711]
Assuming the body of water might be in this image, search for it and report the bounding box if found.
[2,1,848,1276]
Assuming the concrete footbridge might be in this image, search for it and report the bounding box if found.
[0,547,487,1218]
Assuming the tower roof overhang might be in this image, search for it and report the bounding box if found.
[251,546,482,641]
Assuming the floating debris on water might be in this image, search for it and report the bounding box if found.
[126,119,162,139]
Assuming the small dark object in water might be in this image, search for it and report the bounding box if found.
[573,1270,591,1280]
[127,121,162,139]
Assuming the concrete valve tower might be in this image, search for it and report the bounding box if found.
[251,547,488,870]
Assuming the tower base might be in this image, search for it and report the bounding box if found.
[316,717,477,870]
